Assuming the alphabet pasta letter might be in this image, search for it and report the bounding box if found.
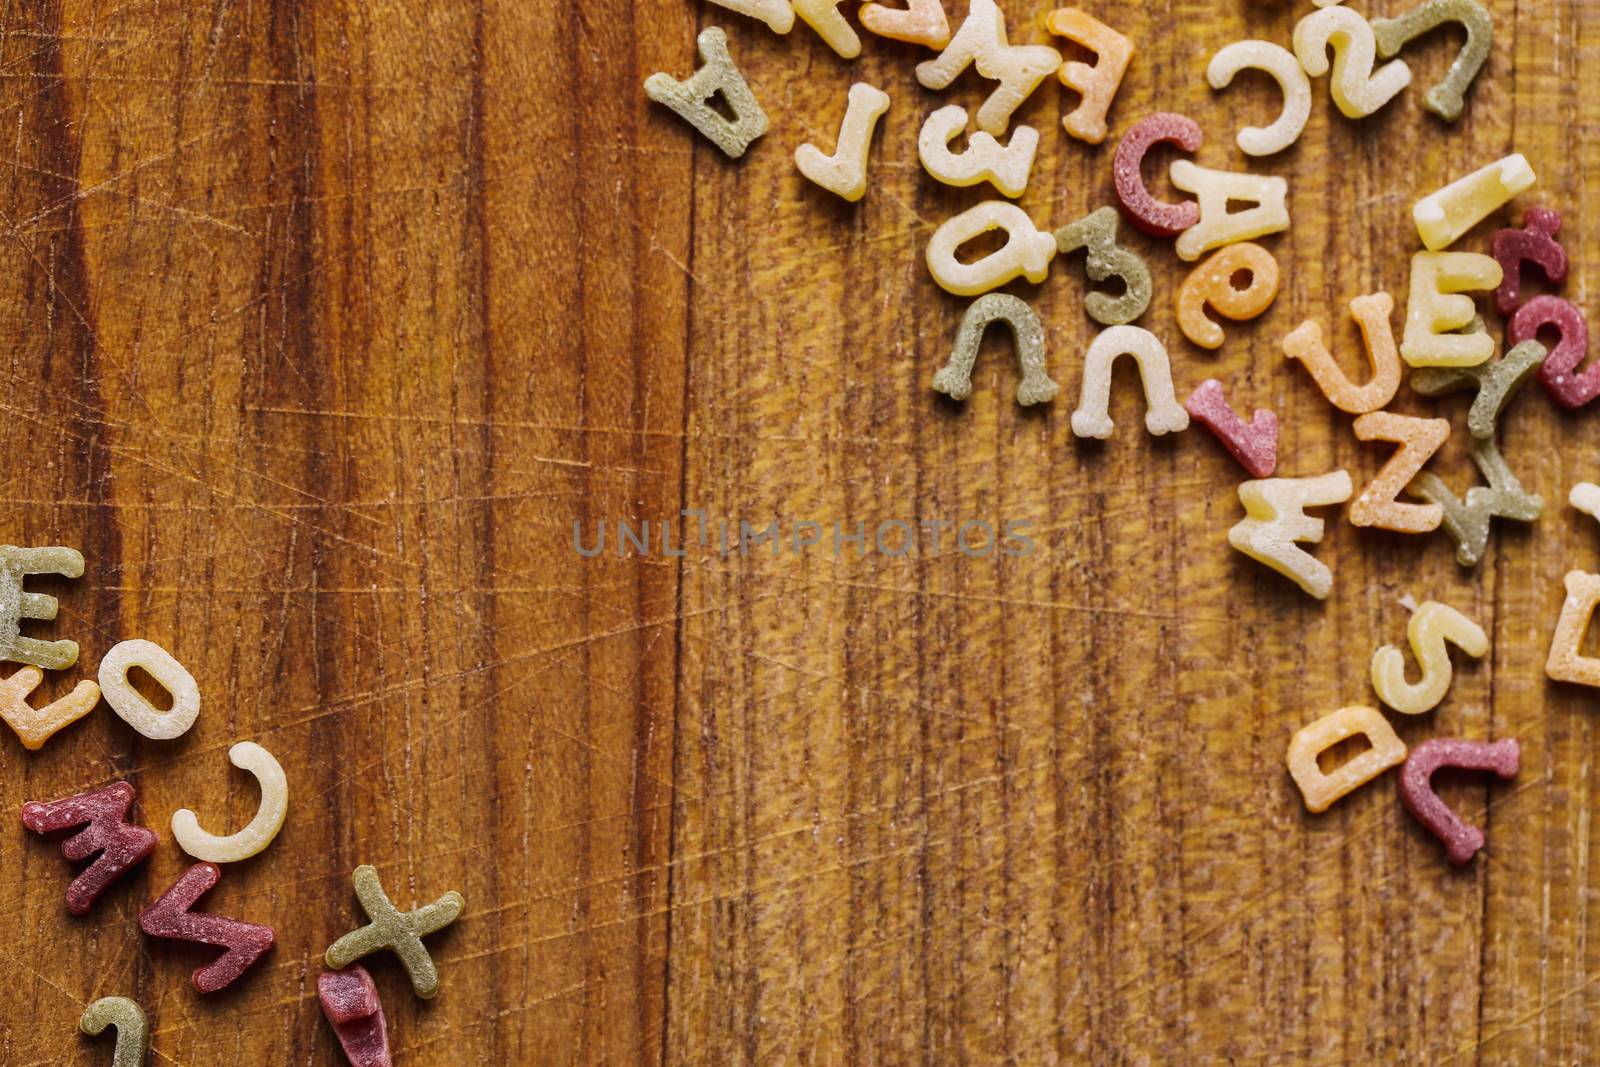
[707,0,795,33]
[795,83,891,201]
[918,105,1038,197]
[916,0,1062,136]
[1410,340,1546,440]
[79,997,149,1067]
[1372,0,1493,122]
[926,201,1056,296]
[100,639,201,740]
[861,0,950,49]
[1400,738,1518,864]
[1054,206,1152,326]
[1282,293,1402,414]
[1113,114,1202,237]
[1350,412,1450,533]
[22,782,157,915]
[1207,41,1311,156]
[645,28,769,159]
[1169,162,1289,263]
[1492,208,1567,315]
[933,294,1058,407]
[1294,6,1412,118]
[1287,706,1407,813]
[0,666,98,750]
[1175,243,1280,349]
[1070,326,1189,439]
[1400,252,1502,367]
[320,966,392,1067]
[1547,571,1600,688]
[140,863,276,993]
[0,545,83,670]
[326,865,465,1000]
[1045,9,1133,145]
[1371,601,1487,715]
[1571,482,1600,526]
[171,741,289,863]
[1511,296,1597,409]
[1229,471,1353,599]
[1408,436,1541,567]
[1413,154,1537,252]
[1185,380,1278,478]
[794,0,861,57]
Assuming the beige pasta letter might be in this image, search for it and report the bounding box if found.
[796,83,890,201]
[1207,40,1312,156]
[172,741,289,863]
[1169,162,1289,262]
[1070,326,1189,439]
[918,105,1038,198]
[915,0,1062,136]
[926,201,1056,296]
[100,639,200,740]
[1229,471,1354,599]
[1294,5,1412,118]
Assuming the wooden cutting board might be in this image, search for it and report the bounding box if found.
[1,0,1595,1063]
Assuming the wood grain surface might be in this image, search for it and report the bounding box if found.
[1,0,1597,1063]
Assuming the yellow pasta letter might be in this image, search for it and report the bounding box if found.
[918,105,1038,198]
[794,0,861,57]
[1400,252,1502,367]
[1413,153,1537,251]
[1371,601,1488,714]
[1294,5,1412,118]
[1208,40,1312,156]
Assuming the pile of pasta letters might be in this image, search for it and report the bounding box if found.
[647,0,1600,872]
[5,547,461,1062]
